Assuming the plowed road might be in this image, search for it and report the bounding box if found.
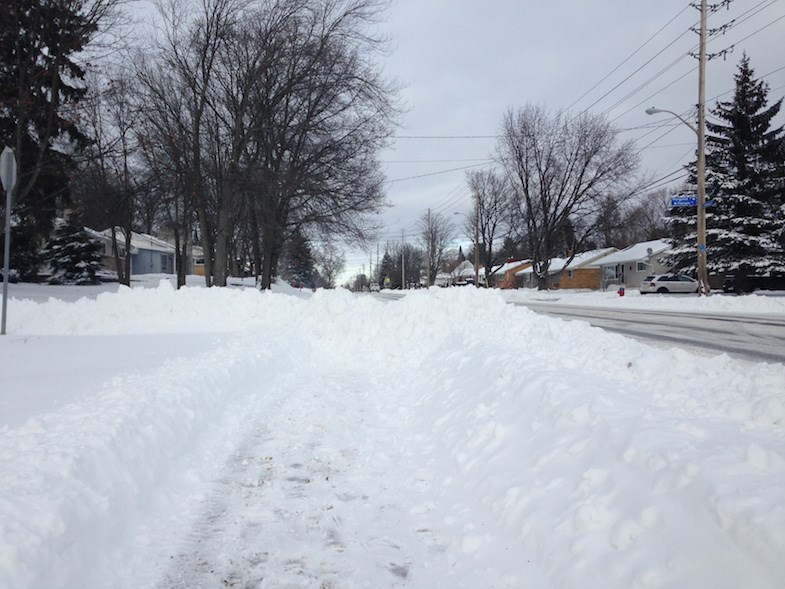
[512,301,785,364]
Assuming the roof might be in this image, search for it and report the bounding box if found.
[494,259,531,274]
[516,248,617,275]
[596,239,670,265]
[87,227,176,254]
[131,232,176,254]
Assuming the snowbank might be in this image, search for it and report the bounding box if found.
[1,283,784,588]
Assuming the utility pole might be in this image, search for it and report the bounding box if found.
[426,208,431,288]
[401,229,405,290]
[696,0,710,296]
[474,199,480,288]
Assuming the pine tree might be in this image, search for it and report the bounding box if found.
[281,230,316,288]
[667,55,785,276]
[707,54,785,275]
[44,217,103,285]
[1,0,99,278]
[378,251,395,288]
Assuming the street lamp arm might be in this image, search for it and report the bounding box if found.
[645,106,698,135]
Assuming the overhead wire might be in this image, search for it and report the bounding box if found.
[376,0,784,242]
[563,4,693,113]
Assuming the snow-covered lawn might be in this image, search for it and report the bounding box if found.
[1,278,783,588]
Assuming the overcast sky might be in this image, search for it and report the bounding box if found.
[339,0,785,281]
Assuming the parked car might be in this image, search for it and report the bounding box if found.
[639,274,699,294]
[369,282,380,292]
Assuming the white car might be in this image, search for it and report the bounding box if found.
[369,282,380,292]
[639,274,699,294]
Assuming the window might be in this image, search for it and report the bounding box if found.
[637,262,648,272]
[567,269,574,278]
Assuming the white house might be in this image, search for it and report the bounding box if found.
[598,239,671,289]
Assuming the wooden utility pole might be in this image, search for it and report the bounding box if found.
[401,229,405,289]
[474,200,480,288]
[696,0,710,296]
[426,208,431,288]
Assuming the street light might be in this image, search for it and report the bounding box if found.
[644,107,697,134]
[646,106,710,296]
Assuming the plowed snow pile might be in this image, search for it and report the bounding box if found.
[1,282,783,588]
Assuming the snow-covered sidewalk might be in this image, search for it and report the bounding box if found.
[1,282,784,588]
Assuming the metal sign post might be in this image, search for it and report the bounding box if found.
[1,146,17,335]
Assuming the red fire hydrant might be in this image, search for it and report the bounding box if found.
[617,286,625,297]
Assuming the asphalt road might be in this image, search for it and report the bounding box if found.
[511,301,785,364]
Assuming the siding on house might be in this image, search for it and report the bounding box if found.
[515,248,617,290]
[559,267,603,289]
[85,227,177,276]
[495,260,531,289]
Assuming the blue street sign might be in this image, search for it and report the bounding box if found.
[670,194,697,207]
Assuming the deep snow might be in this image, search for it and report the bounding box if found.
[1,278,784,588]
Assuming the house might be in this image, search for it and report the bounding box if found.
[450,260,477,285]
[598,239,671,289]
[556,248,618,289]
[87,228,176,276]
[515,248,617,289]
[493,259,532,289]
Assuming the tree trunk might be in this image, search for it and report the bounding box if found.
[123,229,133,284]
[110,227,126,284]
[212,182,234,287]
[260,228,282,290]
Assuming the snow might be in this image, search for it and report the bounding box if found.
[502,284,785,315]
[594,239,670,265]
[1,277,784,588]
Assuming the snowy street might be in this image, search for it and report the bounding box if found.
[2,279,784,588]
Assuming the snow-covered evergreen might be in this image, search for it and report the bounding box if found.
[666,55,785,275]
[44,217,104,285]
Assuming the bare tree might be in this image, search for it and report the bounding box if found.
[624,188,670,243]
[313,241,345,288]
[140,0,397,289]
[144,0,246,286]
[466,168,511,286]
[418,210,454,286]
[497,105,640,289]
[246,0,398,289]
[72,73,143,285]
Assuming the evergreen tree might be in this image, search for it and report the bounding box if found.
[281,230,316,288]
[377,251,395,288]
[1,0,101,278]
[666,55,785,275]
[44,217,103,285]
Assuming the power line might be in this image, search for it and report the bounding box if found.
[384,161,492,184]
[565,3,693,113]
[597,0,779,118]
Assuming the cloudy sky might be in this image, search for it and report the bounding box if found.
[339,0,785,281]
